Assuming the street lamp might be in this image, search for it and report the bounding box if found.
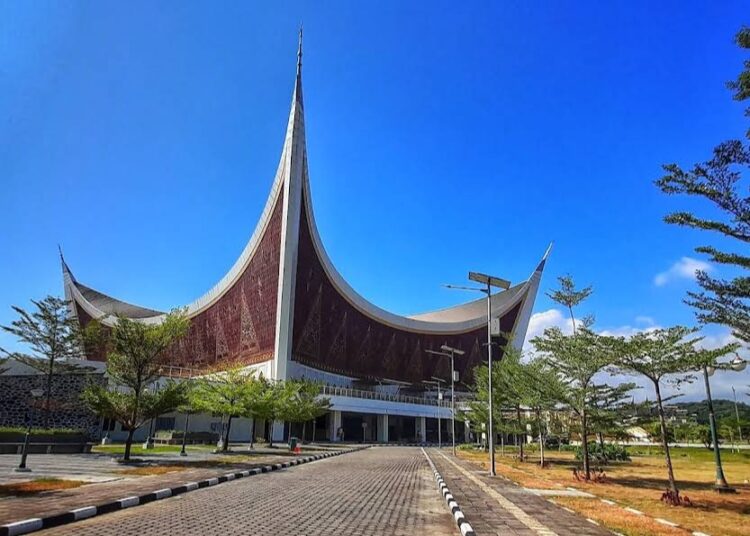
[16,387,45,472]
[446,271,510,477]
[426,345,465,456]
[703,353,746,493]
[422,379,443,448]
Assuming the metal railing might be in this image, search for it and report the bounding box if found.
[321,385,445,406]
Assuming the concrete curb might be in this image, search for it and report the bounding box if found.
[421,448,475,536]
[0,447,368,536]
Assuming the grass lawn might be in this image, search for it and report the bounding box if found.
[92,444,216,456]
[0,478,87,497]
[457,445,750,536]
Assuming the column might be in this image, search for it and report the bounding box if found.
[329,410,342,442]
[418,416,427,443]
[377,414,389,443]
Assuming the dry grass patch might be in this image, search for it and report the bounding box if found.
[457,447,750,536]
[118,465,187,476]
[554,496,689,536]
[0,478,87,496]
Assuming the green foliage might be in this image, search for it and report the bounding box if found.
[574,442,630,465]
[671,399,750,425]
[545,275,592,329]
[0,426,83,435]
[655,27,750,342]
[533,275,622,479]
[80,310,190,460]
[1,295,89,425]
[613,326,737,494]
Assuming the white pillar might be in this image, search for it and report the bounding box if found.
[377,414,389,443]
[418,416,427,443]
[329,410,342,442]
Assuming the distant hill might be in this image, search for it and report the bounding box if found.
[673,399,750,424]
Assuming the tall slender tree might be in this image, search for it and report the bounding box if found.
[1,296,87,427]
[655,28,750,342]
[614,326,738,500]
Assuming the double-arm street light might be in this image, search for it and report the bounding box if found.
[426,345,465,456]
[703,353,747,493]
[446,271,510,477]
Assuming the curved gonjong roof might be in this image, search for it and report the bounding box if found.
[62,35,550,338]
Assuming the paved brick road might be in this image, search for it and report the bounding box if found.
[427,449,611,536]
[39,447,456,536]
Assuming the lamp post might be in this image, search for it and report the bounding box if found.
[422,379,443,448]
[426,345,465,456]
[446,271,510,477]
[16,387,45,472]
[703,354,746,493]
[180,412,191,457]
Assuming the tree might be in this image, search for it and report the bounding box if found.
[514,358,566,467]
[464,347,524,455]
[276,379,331,442]
[655,28,750,343]
[533,275,617,480]
[614,326,738,499]
[533,325,617,480]
[546,275,592,333]
[80,310,190,461]
[191,364,259,451]
[1,296,87,427]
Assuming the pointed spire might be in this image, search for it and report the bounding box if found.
[58,244,75,282]
[293,25,304,107]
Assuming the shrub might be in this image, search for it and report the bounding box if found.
[575,442,630,465]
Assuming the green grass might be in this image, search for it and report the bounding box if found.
[0,426,83,435]
[92,444,215,456]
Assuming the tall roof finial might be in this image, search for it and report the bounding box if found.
[297,24,303,76]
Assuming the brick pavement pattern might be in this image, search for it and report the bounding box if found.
[428,449,611,536]
[38,447,456,536]
[0,452,308,525]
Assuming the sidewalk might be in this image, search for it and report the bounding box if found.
[426,449,611,536]
[0,446,334,525]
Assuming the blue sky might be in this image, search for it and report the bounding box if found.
[1,1,748,399]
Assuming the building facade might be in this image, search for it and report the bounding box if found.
[61,37,549,443]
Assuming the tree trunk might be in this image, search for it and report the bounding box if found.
[223,415,233,452]
[654,381,678,494]
[598,431,605,449]
[581,410,591,480]
[44,355,55,428]
[312,419,316,443]
[537,409,545,467]
[250,418,255,449]
[302,421,307,443]
[516,406,524,461]
[267,420,274,448]
[124,427,135,461]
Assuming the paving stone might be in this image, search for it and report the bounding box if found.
[37,447,455,536]
[428,448,612,536]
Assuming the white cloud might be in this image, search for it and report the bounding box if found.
[523,311,750,403]
[654,256,712,287]
[523,308,576,353]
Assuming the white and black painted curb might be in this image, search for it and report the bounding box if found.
[421,448,475,536]
[0,447,368,536]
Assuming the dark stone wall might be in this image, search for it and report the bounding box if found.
[0,372,106,439]
[291,189,524,384]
